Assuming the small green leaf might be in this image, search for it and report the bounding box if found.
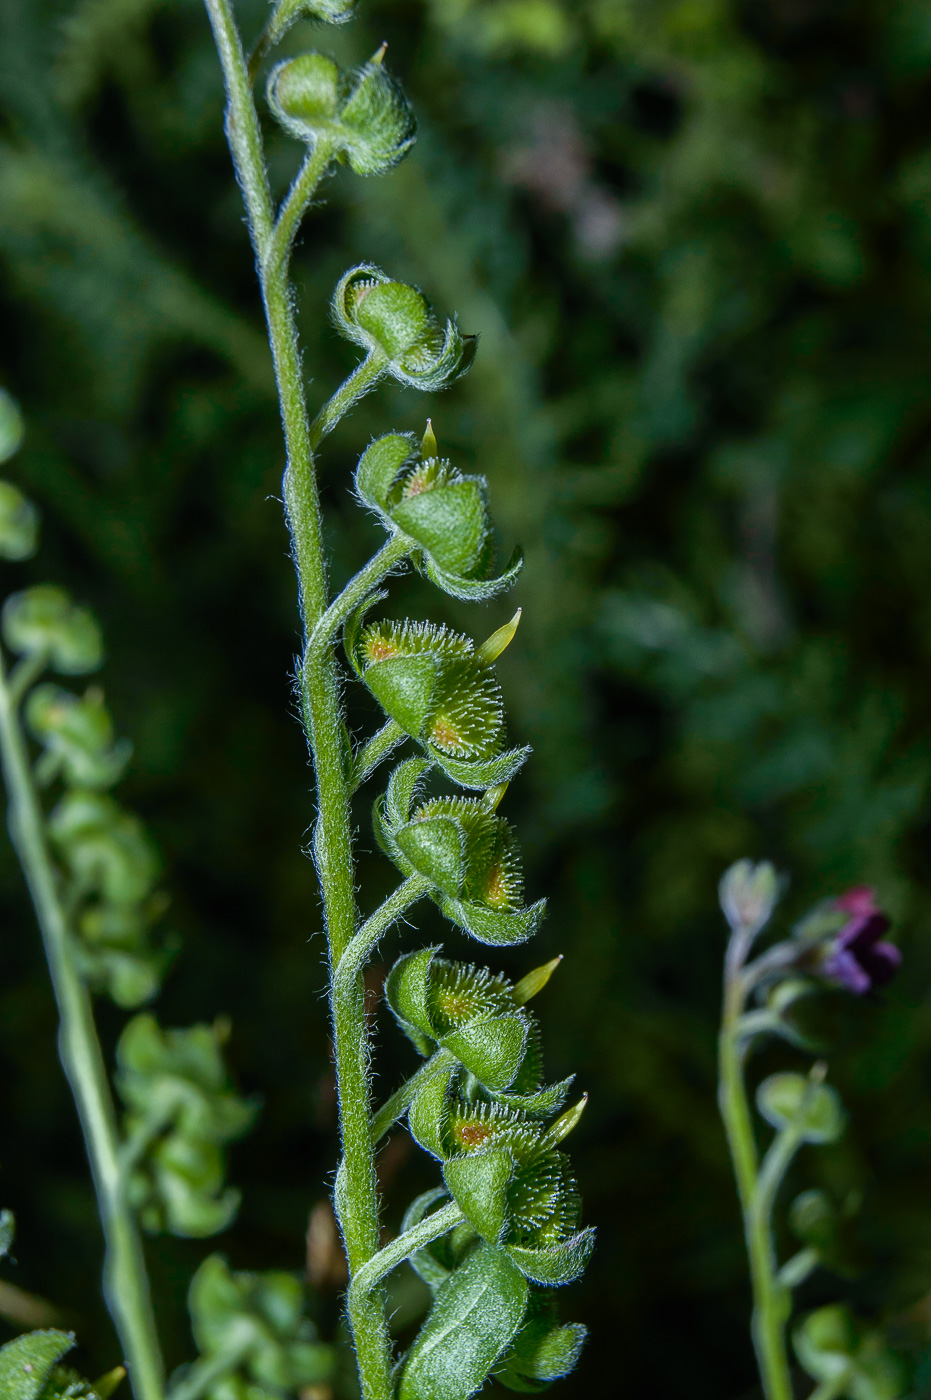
[366,655,439,740]
[444,1015,528,1092]
[757,1073,845,1144]
[355,433,416,509]
[496,1310,587,1393]
[409,1060,456,1159]
[396,817,466,898]
[441,897,546,947]
[425,547,523,602]
[391,481,486,577]
[386,946,440,1039]
[0,1331,75,1400]
[443,1149,514,1244]
[398,1242,528,1400]
[2,586,103,675]
[507,1228,596,1286]
[431,745,531,791]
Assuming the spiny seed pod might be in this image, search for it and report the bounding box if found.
[332,265,475,392]
[2,585,103,675]
[268,50,414,176]
[353,428,523,601]
[26,683,132,789]
[0,480,38,560]
[351,616,530,788]
[387,949,572,1111]
[117,1014,256,1239]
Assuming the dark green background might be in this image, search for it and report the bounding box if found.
[2,0,931,1395]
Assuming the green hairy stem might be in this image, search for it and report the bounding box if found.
[0,650,166,1400]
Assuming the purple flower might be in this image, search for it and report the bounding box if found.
[821,887,901,995]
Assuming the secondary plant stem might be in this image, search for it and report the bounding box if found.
[0,651,165,1400]
[201,5,394,1394]
[719,973,794,1400]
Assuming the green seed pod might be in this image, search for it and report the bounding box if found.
[332,265,475,391]
[0,480,38,560]
[26,683,132,789]
[48,790,160,904]
[117,1015,257,1239]
[268,51,414,175]
[2,585,103,675]
[0,390,24,465]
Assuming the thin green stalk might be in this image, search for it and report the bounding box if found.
[0,650,165,1400]
[348,1199,464,1305]
[309,354,388,449]
[719,973,794,1400]
[334,874,432,1004]
[371,1050,455,1143]
[263,142,336,285]
[307,535,411,660]
[350,718,405,793]
[202,7,395,1395]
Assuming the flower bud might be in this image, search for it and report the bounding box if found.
[0,481,38,560]
[719,858,780,938]
[0,389,24,465]
[268,51,414,175]
[2,584,103,674]
[332,265,475,391]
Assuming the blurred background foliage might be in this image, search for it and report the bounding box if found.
[2,0,931,1395]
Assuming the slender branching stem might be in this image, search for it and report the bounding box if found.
[264,142,336,285]
[348,1199,464,1306]
[306,535,411,660]
[334,874,432,1004]
[719,967,794,1400]
[350,718,406,793]
[309,354,388,450]
[0,649,165,1400]
[202,6,398,1394]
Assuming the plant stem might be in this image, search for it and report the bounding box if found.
[371,1050,455,1143]
[350,718,405,793]
[201,7,396,1395]
[348,1199,464,1305]
[307,535,411,659]
[0,650,165,1400]
[719,972,794,1400]
[309,354,388,449]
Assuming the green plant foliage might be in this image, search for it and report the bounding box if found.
[116,1015,257,1237]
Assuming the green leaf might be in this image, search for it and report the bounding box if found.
[398,1242,528,1400]
[496,1313,587,1392]
[507,1228,596,1286]
[391,481,486,576]
[2,586,103,674]
[355,433,417,510]
[409,1059,456,1159]
[441,897,546,947]
[495,1076,574,1118]
[425,547,523,602]
[366,655,439,739]
[396,817,466,898]
[444,1015,528,1092]
[757,1073,845,1143]
[444,1148,514,1243]
[386,946,440,1039]
[430,745,531,791]
[0,1331,75,1400]
[383,757,432,829]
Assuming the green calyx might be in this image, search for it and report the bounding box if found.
[117,1014,257,1238]
[268,52,414,175]
[376,770,546,945]
[3,585,103,674]
[387,950,572,1112]
[332,265,475,391]
[187,1254,335,1396]
[353,429,524,604]
[494,1292,588,1394]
